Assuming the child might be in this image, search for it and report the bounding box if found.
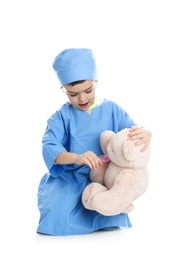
[36,48,152,236]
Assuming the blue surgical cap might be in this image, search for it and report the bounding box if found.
[52,48,98,86]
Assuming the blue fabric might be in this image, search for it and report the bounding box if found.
[37,98,136,236]
[52,48,98,86]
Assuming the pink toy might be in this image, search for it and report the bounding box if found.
[99,155,110,162]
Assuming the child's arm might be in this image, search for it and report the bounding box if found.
[54,151,103,170]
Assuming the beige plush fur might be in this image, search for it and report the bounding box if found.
[82,128,151,216]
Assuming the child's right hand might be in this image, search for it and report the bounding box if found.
[75,151,103,170]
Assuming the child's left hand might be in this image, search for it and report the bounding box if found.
[128,126,152,152]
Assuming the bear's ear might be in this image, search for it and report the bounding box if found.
[123,140,137,161]
[100,131,115,154]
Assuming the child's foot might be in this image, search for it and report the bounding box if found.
[100,226,120,231]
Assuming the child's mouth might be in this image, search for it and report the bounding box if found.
[79,102,89,110]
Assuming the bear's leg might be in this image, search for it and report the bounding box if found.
[122,203,134,213]
[92,170,139,216]
[82,183,108,210]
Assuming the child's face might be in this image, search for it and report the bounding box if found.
[63,80,96,110]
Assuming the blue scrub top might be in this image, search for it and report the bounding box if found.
[37,98,136,236]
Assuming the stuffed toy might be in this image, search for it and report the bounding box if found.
[82,128,151,216]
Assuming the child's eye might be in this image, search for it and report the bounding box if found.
[69,93,78,97]
[85,89,93,94]
[67,86,94,97]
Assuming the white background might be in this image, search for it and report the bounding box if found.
[0,0,183,259]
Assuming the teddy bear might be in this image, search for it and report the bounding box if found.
[82,128,151,216]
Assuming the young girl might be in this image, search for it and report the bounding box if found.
[36,48,151,236]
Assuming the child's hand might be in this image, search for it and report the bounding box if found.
[76,151,103,169]
[128,126,152,152]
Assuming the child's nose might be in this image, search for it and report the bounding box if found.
[78,92,86,101]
